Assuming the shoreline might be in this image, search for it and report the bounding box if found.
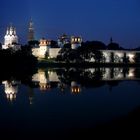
[37,61,140,68]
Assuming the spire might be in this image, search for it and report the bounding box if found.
[29,20,32,28]
[8,23,15,35]
[6,27,9,35]
[110,37,113,44]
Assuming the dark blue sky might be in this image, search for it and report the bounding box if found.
[0,0,140,48]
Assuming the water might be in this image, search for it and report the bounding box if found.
[0,67,140,138]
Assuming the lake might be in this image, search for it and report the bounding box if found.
[0,67,140,138]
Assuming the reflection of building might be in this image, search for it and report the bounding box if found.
[100,68,136,80]
[2,25,21,51]
[32,69,50,90]
[2,80,19,101]
[71,81,81,94]
[58,82,66,92]
[28,87,34,105]
[101,50,136,63]
[126,68,135,79]
[48,70,60,82]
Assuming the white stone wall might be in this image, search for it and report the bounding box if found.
[114,52,124,63]
[101,50,137,63]
[49,48,61,58]
[126,53,135,63]
[32,48,39,57]
[102,51,111,63]
[39,46,48,58]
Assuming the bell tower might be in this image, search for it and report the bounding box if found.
[28,19,34,41]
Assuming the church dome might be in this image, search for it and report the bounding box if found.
[4,25,18,45]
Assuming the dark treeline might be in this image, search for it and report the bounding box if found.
[0,42,37,86]
[0,44,37,67]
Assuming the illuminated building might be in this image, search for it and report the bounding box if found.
[2,25,21,51]
[32,39,51,58]
[39,39,51,58]
[32,38,61,59]
[57,34,70,48]
[49,48,61,58]
[71,36,82,49]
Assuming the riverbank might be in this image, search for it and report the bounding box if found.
[38,61,140,68]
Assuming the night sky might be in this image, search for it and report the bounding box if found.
[0,0,140,48]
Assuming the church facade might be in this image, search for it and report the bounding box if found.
[2,25,21,51]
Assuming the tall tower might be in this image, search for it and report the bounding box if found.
[71,36,82,49]
[28,19,34,41]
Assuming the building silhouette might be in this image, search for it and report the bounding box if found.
[28,19,34,41]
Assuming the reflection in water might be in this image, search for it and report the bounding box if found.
[0,67,140,103]
[58,82,67,92]
[1,67,140,136]
[28,87,34,105]
[32,69,51,90]
[102,67,135,80]
[71,81,81,94]
[2,80,19,101]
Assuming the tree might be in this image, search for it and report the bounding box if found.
[93,50,103,63]
[110,52,114,63]
[107,42,124,50]
[28,40,39,46]
[123,53,129,63]
[134,53,140,63]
